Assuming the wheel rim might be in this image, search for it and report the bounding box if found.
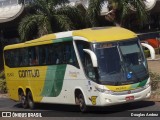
[28,92,34,109]
[19,93,28,108]
[79,95,86,112]
[21,96,26,105]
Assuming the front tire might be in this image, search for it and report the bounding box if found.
[27,91,35,109]
[78,93,87,112]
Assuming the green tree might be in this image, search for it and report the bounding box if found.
[19,0,85,41]
[87,0,148,27]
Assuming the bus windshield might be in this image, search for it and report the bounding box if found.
[94,38,149,85]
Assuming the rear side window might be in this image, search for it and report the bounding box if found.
[4,41,79,68]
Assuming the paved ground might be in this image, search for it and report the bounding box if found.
[0,98,160,120]
[147,55,160,74]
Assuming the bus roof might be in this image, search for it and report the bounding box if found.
[4,27,137,50]
[73,27,137,42]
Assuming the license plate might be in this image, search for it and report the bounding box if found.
[125,96,134,101]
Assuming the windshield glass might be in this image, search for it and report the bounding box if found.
[94,38,149,85]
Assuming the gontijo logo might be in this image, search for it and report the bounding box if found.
[18,69,40,78]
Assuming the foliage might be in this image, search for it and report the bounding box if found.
[0,71,7,93]
[144,50,150,58]
[87,0,148,27]
[19,0,86,41]
[0,71,5,79]
[143,48,160,58]
[87,0,104,26]
[19,0,149,41]
[149,71,160,91]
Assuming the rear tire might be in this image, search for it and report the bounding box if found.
[27,91,35,109]
[78,93,87,112]
[19,92,28,109]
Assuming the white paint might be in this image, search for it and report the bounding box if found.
[141,43,155,60]
[55,31,73,39]
[73,36,88,41]
[41,65,88,104]
[83,49,98,67]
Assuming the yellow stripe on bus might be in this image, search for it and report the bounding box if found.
[105,85,131,92]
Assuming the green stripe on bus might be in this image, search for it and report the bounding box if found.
[131,83,139,89]
[138,79,147,87]
[41,65,67,97]
[53,37,73,43]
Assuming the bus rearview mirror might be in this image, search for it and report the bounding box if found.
[83,49,98,67]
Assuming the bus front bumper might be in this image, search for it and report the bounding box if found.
[98,86,151,106]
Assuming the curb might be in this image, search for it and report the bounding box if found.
[0,94,8,98]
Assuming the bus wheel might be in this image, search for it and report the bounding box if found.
[27,91,35,109]
[19,92,28,109]
[78,93,87,112]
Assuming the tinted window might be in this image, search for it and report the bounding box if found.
[76,41,96,81]
[28,47,39,66]
[4,41,79,68]
[19,48,29,66]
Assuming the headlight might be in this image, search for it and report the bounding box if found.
[95,87,113,94]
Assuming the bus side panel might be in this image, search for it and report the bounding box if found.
[41,65,67,97]
[26,66,47,102]
[40,64,80,104]
[5,66,47,102]
[41,65,101,105]
[5,67,29,101]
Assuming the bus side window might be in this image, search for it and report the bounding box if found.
[19,48,29,66]
[23,48,29,66]
[4,51,13,67]
[19,49,23,66]
[64,42,79,68]
[48,44,57,65]
[39,46,47,65]
[9,50,17,67]
[76,41,96,81]
[29,47,38,66]
[84,53,96,80]
[54,44,64,64]
[14,49,20,67]
[47,45,54,64]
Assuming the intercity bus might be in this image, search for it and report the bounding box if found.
[3,27,151,112]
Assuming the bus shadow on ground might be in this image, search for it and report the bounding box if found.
[14,100,155,115]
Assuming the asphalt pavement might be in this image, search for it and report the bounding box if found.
[0,98,160,120]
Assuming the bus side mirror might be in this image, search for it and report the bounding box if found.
[83,49,98,67]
